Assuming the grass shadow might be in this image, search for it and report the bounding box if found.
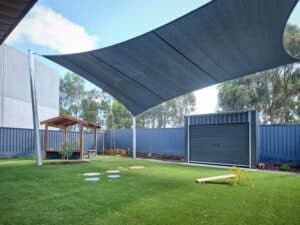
[205,180,233,186]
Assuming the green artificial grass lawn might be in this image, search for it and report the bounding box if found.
[0,157,299,225]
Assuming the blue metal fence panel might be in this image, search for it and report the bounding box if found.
[137,128,184,155]
[260,124,300,165]
[0,127,103,157]
[104,128,184,156]
[0,127,34,157]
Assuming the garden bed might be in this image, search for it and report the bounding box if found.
[44,160,90,166]
[261,163,300,173]
[136,152,184,161]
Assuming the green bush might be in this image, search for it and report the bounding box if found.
[58,141,74,160]
[127,148,132,156]
[280,164,291,171]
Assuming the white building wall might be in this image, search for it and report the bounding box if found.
[0,44,59,129]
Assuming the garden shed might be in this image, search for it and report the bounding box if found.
[40,115,100,160]
[185,111,259,168]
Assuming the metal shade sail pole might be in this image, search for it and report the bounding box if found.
[28,49,42,166]
[132,116,136,159]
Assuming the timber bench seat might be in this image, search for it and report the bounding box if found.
[88,150,97,158]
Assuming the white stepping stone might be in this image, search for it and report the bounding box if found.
[83,172,101,176]
[84,177,100,182]
[106,169,121,174]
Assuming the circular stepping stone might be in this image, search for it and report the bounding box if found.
[129,166,144,170]
[84,177,100,182]
[107,175,121,179]
[83,172,101,176]
[106,169,121,174]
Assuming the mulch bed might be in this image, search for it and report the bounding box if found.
[260,163,300,173]
[136,152,184,162]
[44,160,90,166]
[101,149,184,162]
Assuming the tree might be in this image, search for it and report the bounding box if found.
[59,73,85,117]
[80,89,102,124]
[106,100,132,129]
[60,72,112,126]
[171,93,196,127]
[137,93,196,128]
[218,24,300,124]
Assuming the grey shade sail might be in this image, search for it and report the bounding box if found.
[0,0,37,44]
[44,0,299,116]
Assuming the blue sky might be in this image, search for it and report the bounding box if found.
[5,0,300,114]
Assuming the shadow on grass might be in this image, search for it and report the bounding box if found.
[204,181,233,186]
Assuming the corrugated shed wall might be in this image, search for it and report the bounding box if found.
[189,111,249,125]
[0,125,299,165]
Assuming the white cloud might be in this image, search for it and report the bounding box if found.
[192,85,218,115]
[6,5,97,54]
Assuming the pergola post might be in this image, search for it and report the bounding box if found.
[28,49,42,166]
[64,127,68,143]
[79,125,84,160]
[94,128,98,155]
[132,116,136,159]
[44,124,48,159]
[102,131,105,155]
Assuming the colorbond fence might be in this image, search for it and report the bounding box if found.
[0,125,299,164]
[106,128,184,155]
[0,127,101,158]
[259,124,300,165]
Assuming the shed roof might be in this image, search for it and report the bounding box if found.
[44,0,299,116]
[0,0,37,44]
[40,115,100,129]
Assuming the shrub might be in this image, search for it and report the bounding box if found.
[280,164,291,171]
[58,141,74,160]
[127,148,132,156]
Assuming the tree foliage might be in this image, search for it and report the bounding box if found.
[59,73,111,126]
[106,100,132,129]
[218,24,300,124]
[59,73,85,117]
[138,93,196,128]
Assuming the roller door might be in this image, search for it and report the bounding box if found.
[189,123,249,166]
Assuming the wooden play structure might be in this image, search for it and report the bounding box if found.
[196,166,253,187]
[40,115,100,160]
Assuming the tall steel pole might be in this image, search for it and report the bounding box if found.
[132,116,136,159]
[28,50,42,166]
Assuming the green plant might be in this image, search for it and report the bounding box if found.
[58,141,74,160]
[127,148,132,156]
[280,164,291,171]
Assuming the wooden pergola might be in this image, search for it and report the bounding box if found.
[40,115,100,160]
